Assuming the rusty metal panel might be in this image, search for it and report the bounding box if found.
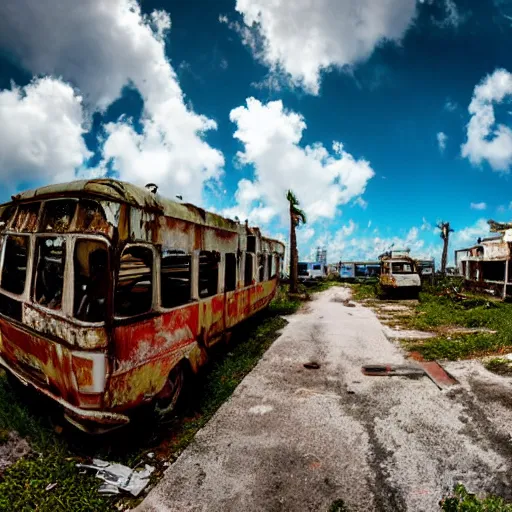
[199,295,224,346]
[0,318,78,403]
[159,217,196,252]
[203,227,238,254]
[23,305,109,349]
[108,304,200,409]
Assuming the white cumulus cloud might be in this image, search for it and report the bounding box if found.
[0,78,91,191]
[0,0,224,203]
[470,202,487,210]
[453,219,490,246]
[461,68,512,172]
[232,0,417,95]
[437,131,448,152]
[226,98,374,225]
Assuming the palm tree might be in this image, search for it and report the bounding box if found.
[286,190,307,294]
[437,221,454,275]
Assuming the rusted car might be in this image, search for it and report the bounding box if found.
[379,251,421,298]
[0,179,284,432]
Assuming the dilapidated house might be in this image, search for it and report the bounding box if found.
[455,221,512,298]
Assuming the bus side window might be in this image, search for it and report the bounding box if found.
[224,253,237,292]
[244,253,254,287]
[1,235,29,295]
[35,237,66,310]
[161,250,191,308]
[258,254,265,282]
[267,254,272,280]
[74,240,109,323]
[198,251,219,298]
[115,246,153,317]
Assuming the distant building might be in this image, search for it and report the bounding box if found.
[455,232,511,298]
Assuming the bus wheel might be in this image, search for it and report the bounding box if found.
[154,364,185,418]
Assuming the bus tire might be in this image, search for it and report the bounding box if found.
[153,363,185,418]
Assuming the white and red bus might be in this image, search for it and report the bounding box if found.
[0,179,284,432]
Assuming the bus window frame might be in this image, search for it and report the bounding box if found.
[114,242,157,321]
[71,236,111,326]
[26,234,112,327]
[158,248,194,312]
[0,233,31,299]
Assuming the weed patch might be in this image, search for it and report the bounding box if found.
[485,358,512,376]
[440,484,512,511]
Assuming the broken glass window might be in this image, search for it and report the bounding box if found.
[1,235,28,295]
[267,254,272,280]
[115,246,153,317]
[198,251,219,298]
[13,203,41,232]
[74,240,109,322]
[35,237,66,310]
[75,200,110,234]
[161,250,191,308]
[41,200,77,232]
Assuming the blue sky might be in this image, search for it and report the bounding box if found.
[1,0,512,264]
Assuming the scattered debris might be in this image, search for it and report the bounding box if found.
[303,362,320,370]
[0,431,31,471]
[418,361,458,389]
[45,483,57,492]
[361,364,426,378]
[77,459,155,496]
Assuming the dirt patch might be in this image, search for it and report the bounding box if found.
[0,431,31,471]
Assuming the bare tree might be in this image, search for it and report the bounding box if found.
[437,221,454,275]
[286,190,307,294]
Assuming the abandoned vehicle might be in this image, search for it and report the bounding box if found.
[0,179,284,432]
[379,250,422,297]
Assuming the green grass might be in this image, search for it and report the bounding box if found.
[350,282,379,300]
[401,292,512,360]
[0,287,300,511]
[441,484,512,511]
[485,358,512,376]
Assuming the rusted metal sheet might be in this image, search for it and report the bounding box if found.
[108,304,200,409]
[23,305,109,349]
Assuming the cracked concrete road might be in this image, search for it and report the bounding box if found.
[138,286,512,512]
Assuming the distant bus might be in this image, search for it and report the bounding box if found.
[298,262,326,280]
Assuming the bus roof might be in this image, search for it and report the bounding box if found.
[7,178,284,246]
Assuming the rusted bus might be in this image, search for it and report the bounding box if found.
[0,178,284,432]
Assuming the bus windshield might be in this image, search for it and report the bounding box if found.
[391,261,416,274]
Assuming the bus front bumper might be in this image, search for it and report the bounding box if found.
[0,356,130,433]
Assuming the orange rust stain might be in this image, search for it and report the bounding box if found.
[72,357,94,388]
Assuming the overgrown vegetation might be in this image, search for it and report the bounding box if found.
[0,286,304,511]
[403,292,512,360]
[350,282,379,301]
[349,279,512,361]
[440,484,512,511]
